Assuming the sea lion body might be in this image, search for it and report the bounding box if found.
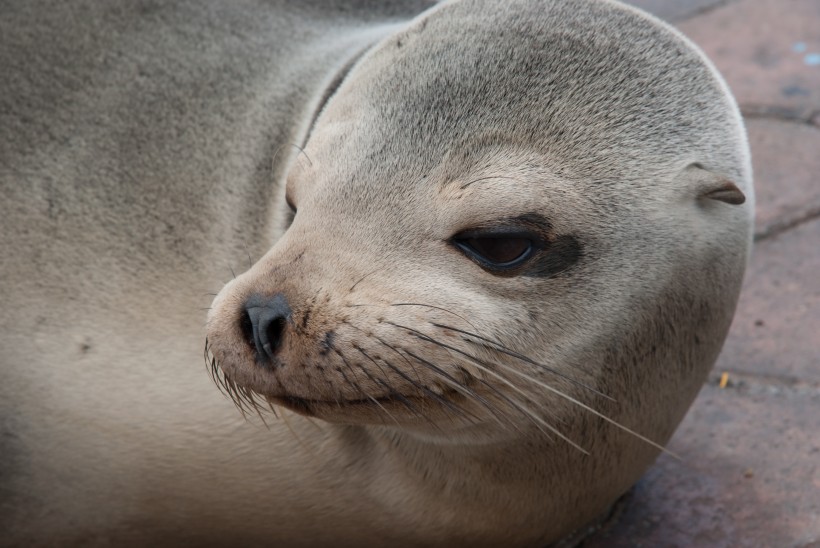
[0,0,752,546]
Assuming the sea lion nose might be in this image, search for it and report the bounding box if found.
[241,294,291,367]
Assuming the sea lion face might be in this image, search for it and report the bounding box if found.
[206,0,752,446]
[207,144,602,435]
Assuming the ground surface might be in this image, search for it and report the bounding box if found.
[579,1,820,546]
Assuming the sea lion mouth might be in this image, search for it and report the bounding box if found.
[270,394,409,416]
[204,340,472,423]
[270,388,462,419]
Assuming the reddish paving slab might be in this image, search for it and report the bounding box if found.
[580,378,820,548]
[625,0,729,22]
[677,0,820,120]
[717,218,820,383]
[745,118,820,237]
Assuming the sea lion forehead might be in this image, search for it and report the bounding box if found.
[315,0,740,182]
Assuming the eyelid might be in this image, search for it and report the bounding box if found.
[454,237,534,270]
[454,228,535,240]
[454,213,553,239]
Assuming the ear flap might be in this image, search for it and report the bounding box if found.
[702,181,746,205]
[686,164,746,206]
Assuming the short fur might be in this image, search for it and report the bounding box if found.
[0,0,752,546]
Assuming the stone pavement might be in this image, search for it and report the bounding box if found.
[577,1,820,546]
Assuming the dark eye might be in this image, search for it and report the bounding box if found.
[454,235,534,269]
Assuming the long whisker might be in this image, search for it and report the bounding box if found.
[375,378,435,429]
[432,322,612,401]
[394,345,514,430]
[333,348,399,427]
[474,378,588,454]
[349,269,381,292]
[333,335,442,430]
[241,384,271,428]
[459,175,523,190]
[344,323,424,388]
[344,302,481,335]
[389,303,481,333]
[390,322,676,457]
[362,382,403,427]
[279,408,318,457]
[205,339,276,423]
[399,329,587,453]
[243,247,253,270]
[356,344,472,426]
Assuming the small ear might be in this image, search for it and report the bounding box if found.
[702,181,746,205]
[686,164,746,206]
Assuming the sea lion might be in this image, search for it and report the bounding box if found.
[0,0,752,546]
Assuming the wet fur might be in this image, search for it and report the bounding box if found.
[0,0,752,545]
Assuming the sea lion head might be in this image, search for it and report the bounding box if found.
[206,0,752,450]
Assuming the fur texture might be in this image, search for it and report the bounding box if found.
[0,0,752,545]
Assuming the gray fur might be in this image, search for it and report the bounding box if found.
[1,0,752,545]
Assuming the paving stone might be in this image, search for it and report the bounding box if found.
[716,217,820,382]
[624,0,729,22]
[677,0,820,119]
[580,380,820,547]
[745,118,820,236]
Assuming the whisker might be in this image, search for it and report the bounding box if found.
[474,378,588,454]
[459,175,523,190]
[205,339,273,422]
[377,329,572,446]
[333,348,398,427]
[432,322,613,401]
[376,383,432,427]
[224,376,249,418]
[388,303,480,333]
[356,344,467,428]
[349,269,380,292]
[343,322,427,391]
[365,336,477,418]
[262,396,281,419]
[396,346,511,428]
[279,408,317,456]
[239,384,271,428]
[365,388,403,426]
[394,326,587,453]
[403,345,534,435]
[243,247,253,270]
[290,143,313,167]
[392,322,675,457]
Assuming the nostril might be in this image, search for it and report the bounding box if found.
[242,294,291,367]
[240,311,255,355]
[265,317,287,356]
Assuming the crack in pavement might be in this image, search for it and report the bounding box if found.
[670,0,739,23]
[754,200,820,242]
[707,370,820,394]
[742,105,820,128]
[738,106,820,241]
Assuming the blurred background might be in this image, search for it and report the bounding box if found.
[581,1,820,545]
